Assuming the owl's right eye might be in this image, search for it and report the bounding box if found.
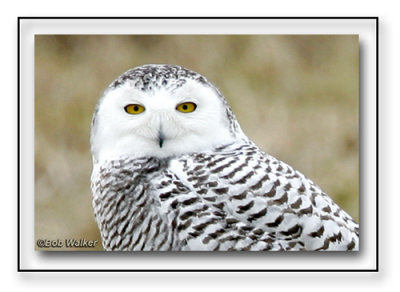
[125,104,145,115]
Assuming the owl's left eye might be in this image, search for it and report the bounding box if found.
[125,104,145,114]
[176,102,197,113]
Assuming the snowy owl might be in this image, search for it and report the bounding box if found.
[90,64,359,251]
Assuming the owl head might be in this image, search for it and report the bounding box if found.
[90,64,245,163]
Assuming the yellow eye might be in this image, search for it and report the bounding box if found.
[125,104,145,114]
[176,102,197,113]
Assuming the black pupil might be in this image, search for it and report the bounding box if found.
[182,105,188,110]
[134,106,139,111]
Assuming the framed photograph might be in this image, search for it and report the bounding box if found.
[18,17,378,271]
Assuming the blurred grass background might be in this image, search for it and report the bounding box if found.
[35,35,358,251]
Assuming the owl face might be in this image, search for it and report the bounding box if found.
[91,66,240,163]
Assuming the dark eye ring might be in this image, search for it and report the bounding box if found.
[176,102,197,113]
[125,104,145,114]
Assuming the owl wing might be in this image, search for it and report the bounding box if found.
[162,139,359,251]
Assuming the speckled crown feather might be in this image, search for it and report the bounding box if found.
[109,64,209,91]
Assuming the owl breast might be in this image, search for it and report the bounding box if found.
[91,157,182,250]
[91,139,359,251]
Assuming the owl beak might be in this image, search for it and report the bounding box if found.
[158,131,165,148]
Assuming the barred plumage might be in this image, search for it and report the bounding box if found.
[90,64,359,251]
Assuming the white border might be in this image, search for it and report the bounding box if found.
[19,18,377,271]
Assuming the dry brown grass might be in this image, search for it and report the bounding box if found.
[35,35,358,250]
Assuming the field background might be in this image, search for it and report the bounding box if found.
[35,35,358,251]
